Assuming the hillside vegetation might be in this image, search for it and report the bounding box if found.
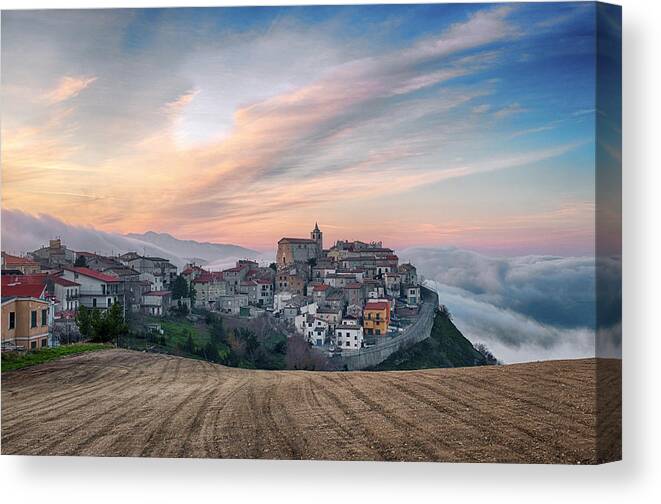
[369,311,489,371]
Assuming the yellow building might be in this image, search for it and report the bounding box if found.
[363,301,391,336]
[2,296,51,350]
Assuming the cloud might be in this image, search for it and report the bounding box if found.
[400,247,621,363]
[42,75,97,104]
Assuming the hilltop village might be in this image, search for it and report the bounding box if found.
[1,224,423,354]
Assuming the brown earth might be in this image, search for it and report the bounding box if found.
[1,349,621,463]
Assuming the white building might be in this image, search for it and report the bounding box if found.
[334,317,364,349]
[303,314,329,347]
[405,285,421,306]
[49,275,80,313]
[61,267,120,310]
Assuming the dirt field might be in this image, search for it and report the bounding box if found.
[1,349,621,463]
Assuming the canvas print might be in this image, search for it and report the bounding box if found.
[0,2,621,464]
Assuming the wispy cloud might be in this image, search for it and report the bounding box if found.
[42,75,97,104]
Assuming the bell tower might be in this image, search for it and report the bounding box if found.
[311,222,323,253]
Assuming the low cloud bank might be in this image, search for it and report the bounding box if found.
[400,247,621,363]
[1,209,265,269]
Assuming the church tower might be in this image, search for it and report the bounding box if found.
[311,222,323,253]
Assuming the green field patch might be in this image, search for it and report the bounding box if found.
[1,343,112,372]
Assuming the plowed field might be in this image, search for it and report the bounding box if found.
[1,349,621,463]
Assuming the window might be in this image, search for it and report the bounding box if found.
[92,298,97,307]
[31,341,37,350]
[41,338,48,348]
[41,309,47,326]
[31,310,37,328]
[346,332,350,337]
[346,341,350,347]
[8,311,15,330]
[102,284,106,295]
[107,298,112,307]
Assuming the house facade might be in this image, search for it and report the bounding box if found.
[1,296,51,350]
[61,267,120,310]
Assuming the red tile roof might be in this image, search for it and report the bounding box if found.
[51,276,80,287]
[2,253,39,267]
[64,267,119,283]
[313,284,330,291]
[364,301,390,311]
[1,281,47,299]
[144,290,171,297]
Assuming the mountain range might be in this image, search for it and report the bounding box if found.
[1,210,264,270]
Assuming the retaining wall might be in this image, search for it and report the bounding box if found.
[332,286,438,370]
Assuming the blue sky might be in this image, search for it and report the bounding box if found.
[1,3,608,254]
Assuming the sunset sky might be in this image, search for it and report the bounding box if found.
[2,4,604,254]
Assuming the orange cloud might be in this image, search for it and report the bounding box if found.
[42,75,97,104]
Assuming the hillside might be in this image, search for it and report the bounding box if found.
[1,349,621,463]
[369,312,488,371]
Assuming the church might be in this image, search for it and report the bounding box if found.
[276,223,323,267]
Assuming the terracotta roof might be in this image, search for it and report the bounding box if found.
[344,282,363,289]
[278,237,316,244]
[64,267,119,283]
[51,276,80,287]
[144,290,171,297]
[1,282,46,299]
[313,284,330,291]
[2,253,39,267]
[364,301,390,311]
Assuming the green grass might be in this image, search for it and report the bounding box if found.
[124,314,212,356]
[1,343,112,372]
[368,312,488,371]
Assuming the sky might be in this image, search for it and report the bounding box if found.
[2,3,603,255]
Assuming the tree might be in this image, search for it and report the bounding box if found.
[438,304,452,320]
[185,331,195,354]
[75,306,93,339]
[189,283,196,306]
[171,275,188,300]
[269,262,277,272]
[75,303,127,343]
[74,255,87,267]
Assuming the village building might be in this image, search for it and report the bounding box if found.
[192,271,228,309]
[48,276,80,313]
[120,255,177,288]
[222,264,250,293]
[384,272,402,298]
[363,301,391,337]
[1,252,41,274]
[1,295,52,351]
[276,223,323,266]
[303,314,329,347]
[216,293,249,315]
[141,291,172,316]
[342,282,364,307]
[61,267,120,311]
[398,263,418,285]
[324,291,346,312]
[315,307,343,328]
[405,285,421,306]
[30,239,75,268]
[334,317,364,349]
[239,278,274,307]
[276,268,307,295]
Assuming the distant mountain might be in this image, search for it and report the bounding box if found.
[1,209,264,270]
[125,231,260,265]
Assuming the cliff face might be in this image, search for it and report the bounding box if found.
[368,312,489,371]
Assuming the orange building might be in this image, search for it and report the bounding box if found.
[363,301,391,336]
[2,296,51,351]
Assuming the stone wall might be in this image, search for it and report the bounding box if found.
[332,286,438,370]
